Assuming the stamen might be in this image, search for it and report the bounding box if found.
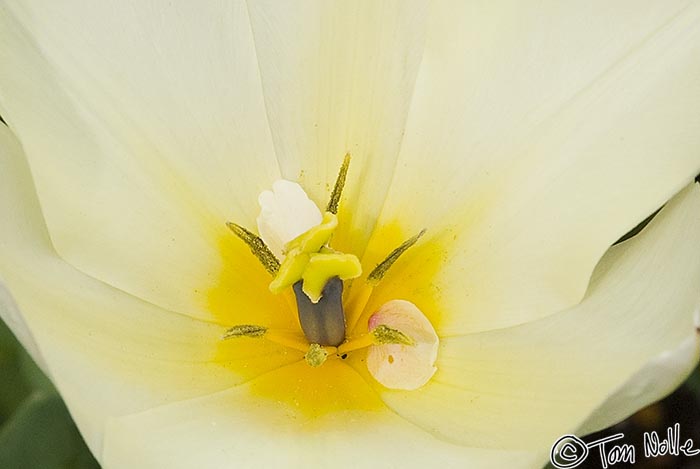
[367,229,426,285]
[222,324,267,339]
[326,153,350,214]
[371,325,415,346]
[304,343,329,367]
[294,277,346,347]
[226,222,280,275]
[222,325,310,353]
[337,325,415,354]
[284,212,338,255]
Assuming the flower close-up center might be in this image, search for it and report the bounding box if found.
[220,156,439,402]
[2,2,700,467]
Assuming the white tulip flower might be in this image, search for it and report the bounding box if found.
[1,1,700,468]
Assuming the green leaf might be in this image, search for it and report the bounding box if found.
[0,320,32,424]
[0,392,100,469]
[18,348,54,393]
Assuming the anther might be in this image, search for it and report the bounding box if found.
[371,325,415,346]
[226,222,280,275]
[326,153,350,214]
[367,229,426,285]
[222,324,267,339]
[304,343,329,367]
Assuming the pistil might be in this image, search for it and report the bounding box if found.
[293,277,346,346]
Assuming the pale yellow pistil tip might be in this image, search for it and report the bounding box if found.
[285,212,338,254]
[301,252,361,303]
[268,211,361,302]
[269,249,309,293]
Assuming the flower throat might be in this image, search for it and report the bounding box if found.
[221,155,437,391]
[224,155,422,348]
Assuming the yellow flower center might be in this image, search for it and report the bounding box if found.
[207,156,440,415]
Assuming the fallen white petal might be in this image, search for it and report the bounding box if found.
[256,180,323,259]
[366,300,439,390]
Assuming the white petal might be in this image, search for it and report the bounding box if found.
[247,0,429,256]
[359,183,700,450]
[0,1,279,321]
[102,362,542,469]
[577,334,700,436]
[257,180,323,259]
[361,1,700,334]
[0,135,45,373]
[367,300,439,390]
[0,125,298,458]
[0,284,44,370]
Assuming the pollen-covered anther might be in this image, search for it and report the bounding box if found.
[371,325,415,346]
[223,324,314,353]
[222,324,267,339]
[366,300,439,391]
[304,343,329,367]
[367,229,426,286]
